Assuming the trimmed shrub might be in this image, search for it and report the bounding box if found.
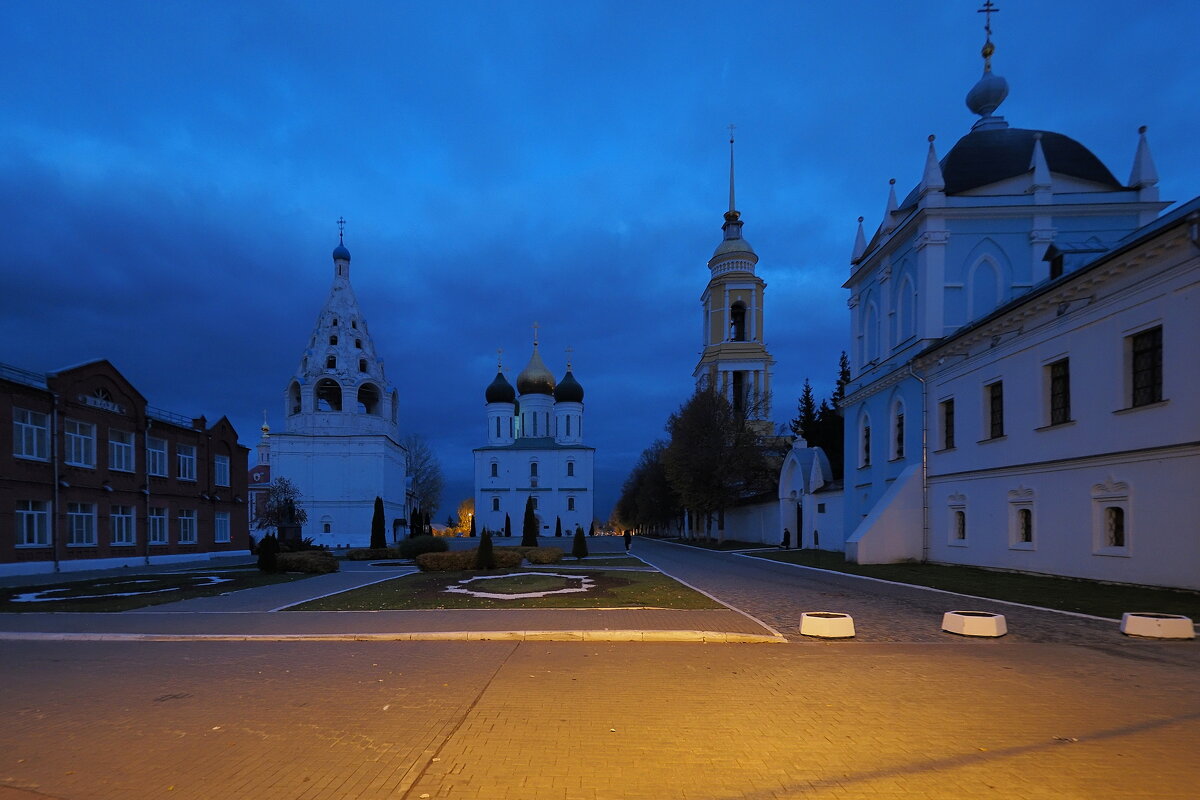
[396,535,449,559]
[416,549,522,572]
[370,496,386,549]
[345,548,392,561]
[256,534,279,571]
[275,551,339,574]
[524,546,564,565]
[475,531,496,570]
[572,528,589,560]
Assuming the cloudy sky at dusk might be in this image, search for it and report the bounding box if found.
[3,1,1197,518]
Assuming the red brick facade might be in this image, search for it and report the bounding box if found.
[1,360,250,575]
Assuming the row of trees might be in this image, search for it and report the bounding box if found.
[614,352,850,539]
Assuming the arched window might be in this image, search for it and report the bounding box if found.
[315,378,342,412]
[567,497,576,511]
[566,461,575,477]
[359,359,368,372]
[859,413,872,468]
[331,318,338,326]
[329,335,338,346]
[862,302,880,364]
[355,339,362,349]
[969,258,1002,320]
[897,276,916,342]
[891,399,905,460]
[730,302,747,341]
[530,462,538,477]
[490,462,498,477]
[288,381,302,416]
[351,319,357,329]
[326,355,337,369]
[492,497,500,512]
[357,383,381,415]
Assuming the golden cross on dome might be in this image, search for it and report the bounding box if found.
[977,1,999,41]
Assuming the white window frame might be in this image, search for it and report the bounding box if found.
[67,502,97,546]
[1091,479,1131,557]
[65,419,96,467]
[214,454,230,487]
[147,436,168,477]
[947,494,967,547]
[16,500,50,547]
[148,507,169,545]
[177,444,197,482]
[110,505,136,546]
[214,511,231,543]
[108,429,135,473]
[13,408,50,461]
[178,509,197,544]
[1007,487,1035,550]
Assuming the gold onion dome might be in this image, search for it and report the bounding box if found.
[516,347,556,395]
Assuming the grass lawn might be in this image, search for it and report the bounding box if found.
[753,549,1200,620]
[289,568,723,610]
[553,556,645,567]
[0,568,315,613]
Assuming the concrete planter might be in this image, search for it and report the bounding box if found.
[1120,613,1195,639]
[942,611,1007,637]
[800,612,855,638]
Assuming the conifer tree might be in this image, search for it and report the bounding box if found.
[555,516,562,537]
[790,379,818,441]
[504,512,512,538]
[521,496,539,547]
[589,520,596,537]
[572,526,589,560]
[370,496,386,549]
[474,530,496,570]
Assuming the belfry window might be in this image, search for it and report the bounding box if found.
[329,335,338,346]
[730,302,747,341]
[315,378,342,411]
[355,339,362,349]
[326,355,337,369]
[351,319,357,329]
[359,359,368,373]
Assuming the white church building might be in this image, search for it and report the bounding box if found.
[262,231,408,548]
[473,341,595,537]
[830,18,1200,590]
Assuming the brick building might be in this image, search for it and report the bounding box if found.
[1,359,250,576]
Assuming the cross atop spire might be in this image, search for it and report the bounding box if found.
[565,345,574,371]
[496,348,504,371]
[728,124,737,214]
[336,216,346,243]
[977,1,999,68]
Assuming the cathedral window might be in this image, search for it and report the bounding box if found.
[357,383,381,415]
[1048,358,1071,425]
[986,381,1004,439]
[859,416,871,468]
[351,319,357,329]
[530,462,538,478]
[490,462,498,478]
[326,355,337,369]
[566,461,574,477]
[939,399,955,450]
[355,339,362,349]
[1129,326,1162,408]
[359,359,368,373]
[288,382,302,415]
[492,497,500,511]
[329,335,338,346]
[315,378,342,412]
[566,416,571,436]
[568,497,575,511]
[730,302,747,342]
[332,318,338,326]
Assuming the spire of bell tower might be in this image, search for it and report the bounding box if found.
[722,125,746,242]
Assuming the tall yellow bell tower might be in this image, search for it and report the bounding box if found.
[693,131,775,424]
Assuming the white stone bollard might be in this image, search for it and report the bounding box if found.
[800,612,855,638]
[1120,613,1195,639]
[942,610,1007,637]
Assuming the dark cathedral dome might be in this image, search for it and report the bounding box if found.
[485,371,516,404]
[555,370,584,403]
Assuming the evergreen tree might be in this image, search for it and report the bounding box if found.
[370,496,386,549]
[555,516,562,537]
[469,511,477,537]
[589,520,596,537]
[572,526,589,560]
[504,512,512,538]
[833,350,851,406]
[790,379,818,441]
[474,530,496,570]
[521,496,539,547]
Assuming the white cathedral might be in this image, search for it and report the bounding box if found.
[260,233,408,548]
[473,339,595,536]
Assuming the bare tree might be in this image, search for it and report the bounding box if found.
[402,434,444,519]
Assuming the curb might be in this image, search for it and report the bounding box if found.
[0,629,785,644]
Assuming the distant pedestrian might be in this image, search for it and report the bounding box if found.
[781,528,791,549]
[623,530,632,551]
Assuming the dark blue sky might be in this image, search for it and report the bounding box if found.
[3,1,1196,518]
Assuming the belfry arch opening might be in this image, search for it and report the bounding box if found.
[315,378,342,412]
[357,383,381,415]
[730,302,747,341]
[288,381,302,415]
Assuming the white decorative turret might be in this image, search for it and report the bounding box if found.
[881,179,899,234]
[1129,126,1159,202]
[919,135,946,207]
[283,223,399,437]
[484,352,516,446]
[1029,132,1052,203]
[554,353,585,445]
[850,216,867,265]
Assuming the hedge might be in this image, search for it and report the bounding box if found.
[523,547,563,564]
[345,548,394,561]
[396,535,450,559]
[416,549,523,572]
[275,551,340,574]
